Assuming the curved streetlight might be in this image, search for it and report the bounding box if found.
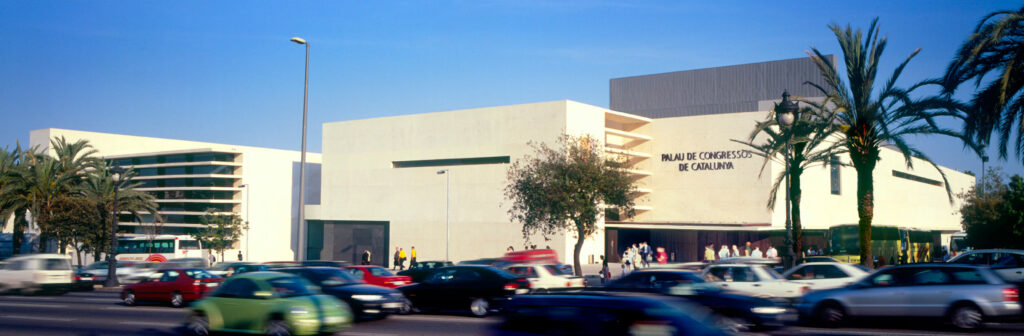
[437,170,450,261]
[291,36,310,261]
[104,165,127,287]
[776,91,799,270]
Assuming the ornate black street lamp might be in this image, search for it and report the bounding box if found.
[776,91,799,270]
[104,165,127,287]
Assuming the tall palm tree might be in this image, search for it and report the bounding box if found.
[50,136,100,178]
[733,102,846,264]
[78,163,162,260]
[805,18,964,267]
[943,6,1024,164]
[0,145,29,256]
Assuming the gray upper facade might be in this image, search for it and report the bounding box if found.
[610,55,835,118]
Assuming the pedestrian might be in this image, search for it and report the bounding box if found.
[656,247,667,264]
[398,248,407,270]
[633,248,642,269]
[744,241,752,256]
[766,246,779,258]
[751,246,764,258]
[731,244,740,258]
[718,245,730,260]
[209,254,215,266]
[362,249,371,265]
[642,242,652,267]
[599,255,609,284]
[507,246,514,253]
[623,249,632,271]
[704,244,716,262]
[393,247,401,270]
[237,250,243,261]
[410,246,417,267]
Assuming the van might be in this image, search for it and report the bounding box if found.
[0,253,73,294]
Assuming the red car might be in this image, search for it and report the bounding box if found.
[341,265,413,288]
[120,268,222,307]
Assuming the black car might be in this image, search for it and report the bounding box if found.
[275,267,407,319]
[71,265,97,291]
[232,264,271,275]
[604,270,796,331]
[398,265,530,317]
[491,292,729,336]
[397,260,454,282]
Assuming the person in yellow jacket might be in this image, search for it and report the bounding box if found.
[410,246,418,267]
[398,248,407,270]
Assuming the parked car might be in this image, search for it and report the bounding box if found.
[702,264,809,299]
[0,254,73,294]
[184,272,353,336]
[398,265,531,317]
[797,264,1022,330]
[504,264,585,292]
[782,262,870,291]
[491,292,729,336]
[277,267,408,319]
[397,260,453,282]
[604,269,796,331]
[341,265,413,288]
[208,262,257,277]
[947,249,1024,282]
[121,268,223,307]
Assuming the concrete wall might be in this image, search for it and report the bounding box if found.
[28,128,321,262]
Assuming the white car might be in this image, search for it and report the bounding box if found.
[781,262,870,290]
[701,264,809,299]
[505,264,585,292]
[0,254,73,294]
[947,249,1024,282]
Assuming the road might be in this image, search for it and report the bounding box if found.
[0,290,1022,336]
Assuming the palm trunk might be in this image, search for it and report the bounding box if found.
[12,213,25,256]
[791,166,804,264]
[854,159,876,268]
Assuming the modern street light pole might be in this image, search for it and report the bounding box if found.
[776,91,799,270]
[980,154,989,195]
[104,165,127,288]
[291,37,310,261]
[240,183,250,261]
[437,169,450,261]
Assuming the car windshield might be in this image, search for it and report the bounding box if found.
[269,277,315,297]
[544,265,575,276]
[759,266,783,280]
[86,262,107,269]
[368,267,395,277]
[42,258,71,271]
[185,269,218,279]
[307,268,360,286]
[853,264,872,272]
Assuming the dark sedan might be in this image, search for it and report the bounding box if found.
[397,260,454,282]
[603,269,796,331]
[399,265,530,317]
[491,292,728,336]
[275,267,408,319]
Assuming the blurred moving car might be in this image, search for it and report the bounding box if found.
[702,264,809,299]
[647,261,711,271]
[233,264,272,275]
[947,249,1024,282]
[491,292,729,336]
[397,260,453,282]
[782,262,870,291]
[263,260,349,269]
[208,262,257,277]
[341,265,413,288]
[184,272,352,336]
[604,269,796,331]
[399,265,531,317]
[0,254,73,294]
[121,262,163,284]
[277,267,408,319]
[81,260,143,283]
[161,258,208,269]
[800,256,841,264]
[504,264,584,292]
[121,268,222,307]
[797,264,1022,330]
[71,265,97,291]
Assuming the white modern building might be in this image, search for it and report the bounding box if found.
[25,129,320,262]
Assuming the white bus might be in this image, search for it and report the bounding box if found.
[115,235,203,263]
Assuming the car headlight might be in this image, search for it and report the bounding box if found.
[290,307,311,315]
[751,307,788,315]
[351,294,384,301]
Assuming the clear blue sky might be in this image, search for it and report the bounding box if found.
[1,1,1021,178]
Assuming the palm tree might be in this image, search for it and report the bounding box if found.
[805,18,964,267]
[50,136,100,178]
[0,145,29,256]
[733,102,846,264]
[943,6,1024,164]
[78,162,162,261]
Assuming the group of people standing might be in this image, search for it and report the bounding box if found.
[621,242,667,274]
[391,246,417,270]
[704,241,778,261]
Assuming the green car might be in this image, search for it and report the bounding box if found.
[184,272,353,336]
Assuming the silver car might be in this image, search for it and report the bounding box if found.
[947,249,1024,282]
[796,264,1021,330]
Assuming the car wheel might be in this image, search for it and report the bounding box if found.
[265,319,291,336]
[170,293,185,308]
[123,291,137,306]
[399,299,413,315]
[185,313,210,336]
[469,298,489,317]
[816,302,845,327]
[950,304,984,330]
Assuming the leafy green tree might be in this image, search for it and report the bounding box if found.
[37,195,102,265]
[734,102,845,263]
[943,5,1024,164]
[191,211,247,263]
[960,167,1024,249]
[505,134,637,276]
[805,18,964,267]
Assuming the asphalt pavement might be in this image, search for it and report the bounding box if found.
[0,289,1022,336]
